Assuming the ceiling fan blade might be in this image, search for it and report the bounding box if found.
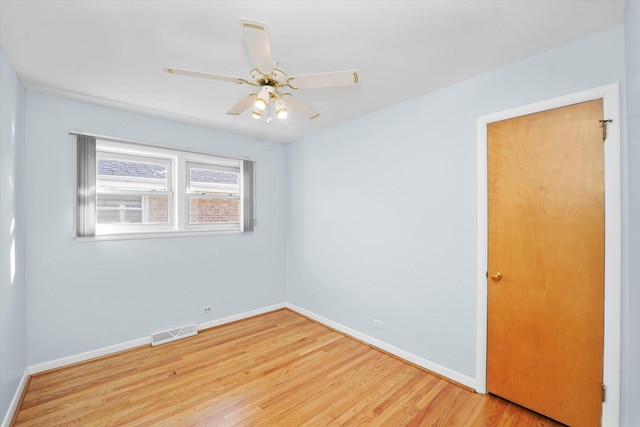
[163,67,247,84]
[239,19,274,76]
[226,93,257,115]
[281,93,320,119]
[287,70,359,89]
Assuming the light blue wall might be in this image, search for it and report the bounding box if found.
[0,45,27,420]
[286,25,625,382]
[24,93,287,365]
[623,1,639,425]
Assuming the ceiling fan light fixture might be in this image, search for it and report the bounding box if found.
[254,86,273,111]
[254,98,268,111]
[274,97,288,119]
[251,107,262,119]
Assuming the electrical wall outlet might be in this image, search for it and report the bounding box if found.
[373,319,384,330]
[203,306,212,314]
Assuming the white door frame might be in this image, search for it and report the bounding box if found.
[475,83,621,426]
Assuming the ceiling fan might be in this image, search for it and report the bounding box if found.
[163,18,359,121]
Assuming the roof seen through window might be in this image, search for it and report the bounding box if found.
[98,159,238,184]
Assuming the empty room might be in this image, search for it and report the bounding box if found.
[1,1,638,425]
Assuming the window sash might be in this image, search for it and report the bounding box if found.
[96,151,171,192]
[96,194,171,224]
[95,150,174,234]
[186,161,240,196]
[184,161,242,231]
[96,196,173,235]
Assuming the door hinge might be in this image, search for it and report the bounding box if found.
[599,119,613,142]
[602,384,607,402]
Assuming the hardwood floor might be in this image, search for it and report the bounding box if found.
[13,309,564,426]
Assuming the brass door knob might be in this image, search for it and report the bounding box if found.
[490,272,503,281]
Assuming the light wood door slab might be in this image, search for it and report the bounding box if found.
[487,99,605,426]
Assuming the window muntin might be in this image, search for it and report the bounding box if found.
[186,162,241,226]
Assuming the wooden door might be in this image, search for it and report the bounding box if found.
[487,99,605,426]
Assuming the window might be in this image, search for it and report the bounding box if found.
[187,162,241,228]
[96,153,172,234]
[75,134,255,239]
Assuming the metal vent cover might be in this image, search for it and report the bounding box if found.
[151,324,197,346]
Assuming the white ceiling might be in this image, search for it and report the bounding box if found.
[0,0,625,143]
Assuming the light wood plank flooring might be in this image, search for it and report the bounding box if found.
[13,309,564,426]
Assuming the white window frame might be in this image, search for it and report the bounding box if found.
[83,137,248,240]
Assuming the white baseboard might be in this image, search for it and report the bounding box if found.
[28,303,287,375]
[285,303,477,390]
[1,369,29,427]
[198,303,286,331]
[28,336,151,375]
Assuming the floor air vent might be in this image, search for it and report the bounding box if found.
[151,324,197,346]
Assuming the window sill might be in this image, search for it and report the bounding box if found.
[76,228,249,242]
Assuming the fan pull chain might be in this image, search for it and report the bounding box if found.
[266,96,273,124]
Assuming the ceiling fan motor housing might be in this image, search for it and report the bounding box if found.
[250,67,287,87]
